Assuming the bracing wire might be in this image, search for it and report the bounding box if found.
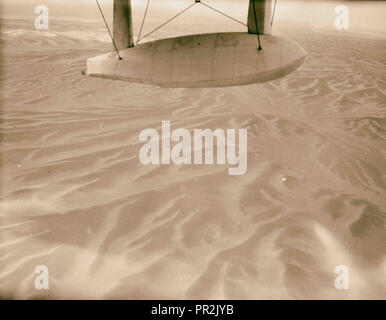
[95,0,122,60]
[136,0,248,44]
[199,2,247,27]
[137,2,196,43]
[96,0,260,53]
[251,0,262,50]
[271,0,278,26]
[136,0,151,45]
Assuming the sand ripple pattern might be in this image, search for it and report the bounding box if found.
[0,19,385,299]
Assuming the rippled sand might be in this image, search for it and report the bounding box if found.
[0,17,385,299]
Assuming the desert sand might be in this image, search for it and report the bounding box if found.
[0,1,385,299]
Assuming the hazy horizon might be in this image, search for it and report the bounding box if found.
[1,0,386,35]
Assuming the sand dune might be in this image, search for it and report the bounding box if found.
[0,17,385,299]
